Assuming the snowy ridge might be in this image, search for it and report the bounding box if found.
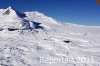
[2,6,26,17]
[0,6,59,30]
[0,6,100,66]
[25,11,59,25]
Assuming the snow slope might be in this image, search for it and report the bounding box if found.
[0,7,100,66]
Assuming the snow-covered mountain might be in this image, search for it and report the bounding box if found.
[0,6,100,66]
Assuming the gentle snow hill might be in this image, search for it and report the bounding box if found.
[0,6,100,66]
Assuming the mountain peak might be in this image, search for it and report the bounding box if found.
[6,6,15,12]
[3,6,26,17]
[7,6,12,9]
[3,6,13,15]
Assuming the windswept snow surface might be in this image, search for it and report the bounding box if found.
[0,7,100,66]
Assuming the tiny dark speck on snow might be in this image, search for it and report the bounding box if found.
[63,40,71,43]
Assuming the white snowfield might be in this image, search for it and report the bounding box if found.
[0,6,100,66]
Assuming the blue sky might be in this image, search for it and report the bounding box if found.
[0,0,100,26]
